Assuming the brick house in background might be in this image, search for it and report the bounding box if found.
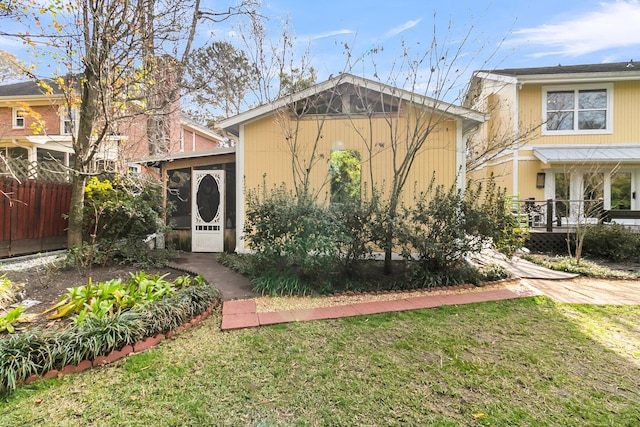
[0,78,223,181]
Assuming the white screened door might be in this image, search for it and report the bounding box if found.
[191,170,225,252]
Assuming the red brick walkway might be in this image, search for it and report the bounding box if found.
[221,286,542,331]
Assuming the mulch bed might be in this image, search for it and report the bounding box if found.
[1,261,190,331]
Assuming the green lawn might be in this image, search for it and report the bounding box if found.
[1,297,639,426]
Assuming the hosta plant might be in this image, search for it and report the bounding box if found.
[43,273,203,324]
[0,306,36,334]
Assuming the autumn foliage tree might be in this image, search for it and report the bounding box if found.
[0,0,258,250]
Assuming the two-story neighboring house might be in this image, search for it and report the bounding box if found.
[466,61,640,225]
[0,79,87,181]
[0,79,223,181]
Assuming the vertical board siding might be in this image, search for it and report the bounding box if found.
[243,111,459,208]
[518,81,640,145]
[0,178,71,257]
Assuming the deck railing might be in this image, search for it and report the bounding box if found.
[511,198,640,232]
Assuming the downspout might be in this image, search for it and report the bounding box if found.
[456,118,465,191]
[512,82,520,198]
[235,124,246,253]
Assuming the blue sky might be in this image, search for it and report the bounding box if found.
[233,0,640,76]
[2,0,640,100]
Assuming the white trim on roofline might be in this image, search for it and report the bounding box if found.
[472,72,519,85]
[514,72,640,85]
[180,116,224,141]
[217,73,486,131]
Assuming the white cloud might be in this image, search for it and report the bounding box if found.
[511,1,640,57]
[309,29,353,41]
[384,18,423,39]
[0,36,25,49]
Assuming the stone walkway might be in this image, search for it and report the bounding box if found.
[221,286,543,331]
[168,252,639,331]
[522,278,640,305]
[168,253,259,300]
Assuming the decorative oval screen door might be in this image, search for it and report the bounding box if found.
[192,170,225,252]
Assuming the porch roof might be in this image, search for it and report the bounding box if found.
[533,145,640,164]
[136,147,236,166]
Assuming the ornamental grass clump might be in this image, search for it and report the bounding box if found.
[0,330,58,392]
[134,277,218,337]
[55,312,144,368]
[0,276,220,393]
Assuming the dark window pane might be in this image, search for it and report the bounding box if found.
[196,174,220,223]
[167,168,191,229]
[584,173,604,217]
[611,172,632,210]
[7,147,28,159]
[555,173,570,217]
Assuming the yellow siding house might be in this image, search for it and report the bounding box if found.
[466,62,640,225]
[210,73,485,252]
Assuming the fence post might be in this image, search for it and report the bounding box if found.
[546,199,553,232]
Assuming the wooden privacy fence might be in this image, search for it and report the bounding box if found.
[0,178,71,257]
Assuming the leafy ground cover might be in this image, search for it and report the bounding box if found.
[523,254,640,279]
[0,259,187,331]
[1,297,638,426]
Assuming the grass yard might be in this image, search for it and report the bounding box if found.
[1,296,639,426]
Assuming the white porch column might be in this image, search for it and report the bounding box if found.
[235,124,246,253]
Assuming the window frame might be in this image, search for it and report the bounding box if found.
[12,107,25,129]
[542,83,613,135]
[59,106,77,135]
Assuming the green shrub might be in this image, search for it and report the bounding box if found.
[241,176,525,295]
[330,199,375,275]
[84,175,164,241]
[70,174,170,269]
[583,223,640,262]
[102,239,174,268]
[471,178,528,258]
[244,184,340,293]
[397,177,526,280]
[480,263,511,282]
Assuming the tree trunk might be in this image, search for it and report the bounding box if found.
[67,172,87,249]
[67,65,98,249]
[383,195,400,274]
[384,248,393,274]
